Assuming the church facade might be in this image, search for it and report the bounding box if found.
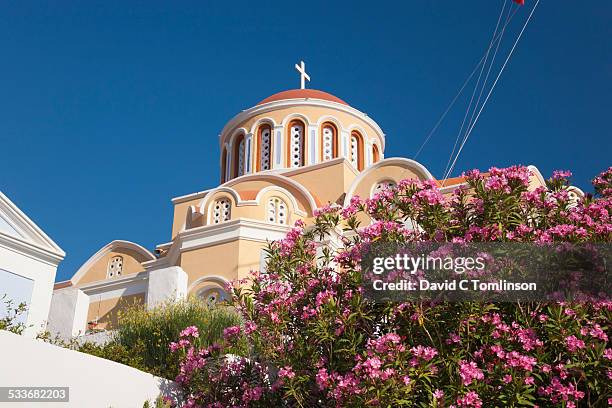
[48,81,569,338]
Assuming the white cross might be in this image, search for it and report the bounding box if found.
[294,60,310,89]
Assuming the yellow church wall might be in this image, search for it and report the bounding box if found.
[172,196,203,238]
[180,239,264,290]
[86,293,145,330]
[180,241,241,286]
[286,160,358,205]
[75,249,147,286]
[351,166,424,202]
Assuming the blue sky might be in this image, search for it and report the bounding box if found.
[1,1,609,282]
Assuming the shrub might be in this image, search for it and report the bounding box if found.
[38,297,243,381]
[112,297,243,378]
[170,166,612,407]
[0,294,28,335]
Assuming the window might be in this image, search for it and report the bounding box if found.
[320,123,338,162]
[107,256,123,278]
[212,198,231,224]
[258,125,272,171]
[350,131,364,170]
[267,197,288,225]
[372,143,380,163]
[198,287,227,306]
[221,147,228,183]
[233,134,245,178]
[372,180,397,197]
[287,120,305,168]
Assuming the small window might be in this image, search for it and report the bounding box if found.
[107,256,123,278]
[267,197,288,225]
[258,125,272,171]
[372,180,397,197]
[320,123,338,162]
[287,120,305,168]
[212,198,231,224]
[233,134,246,178]
[372,143,380,163]
[350,131,364,170]
[198,287,227,306]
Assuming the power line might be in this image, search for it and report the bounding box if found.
[444,0,541,182]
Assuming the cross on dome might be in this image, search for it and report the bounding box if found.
[294,60,310,89]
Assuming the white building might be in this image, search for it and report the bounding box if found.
[0,191,65,337]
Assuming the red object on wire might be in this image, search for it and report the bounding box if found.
[513,0,525,4]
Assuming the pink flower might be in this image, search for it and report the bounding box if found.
[278,366,295,379]
[565,335,585,352]
[433,389,444,400]
[458,360,484,386]
[411,345,438,361]
[456,391,482,408]
[179,325,199,338]
[223,325,241,341]
[552,170,572,180]
[315,368,331,390]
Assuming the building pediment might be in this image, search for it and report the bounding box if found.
[0,191,65,264]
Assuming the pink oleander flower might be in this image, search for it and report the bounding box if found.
[223,325,241,341]
[456,391,483,408]
[552,170,572,180]
[433,389,444,400]
[179,325,199,338]
[565,335,585,352]
[458,360,484,386]
[278,366,295,379]
[411,345,438,361]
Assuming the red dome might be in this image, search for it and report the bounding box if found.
[257,89,348,106]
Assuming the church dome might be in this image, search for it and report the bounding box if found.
[219,83,385,183]
[257,89,348,106]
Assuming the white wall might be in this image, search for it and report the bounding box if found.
[0,245,57,337]
[146,266,188,309]
[47,287,90,339]
[0,330,176,407]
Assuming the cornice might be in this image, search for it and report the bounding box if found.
[0,232,65,266]
[144,218,291,270]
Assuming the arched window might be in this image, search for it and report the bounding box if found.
[320,123,338,162]
[198,286,228,306]
[287,120,305,168]
[372,180,397,197]
[372,143,380,164]
[257,125,272,171]
[350,131,365,171]
[221,147,228,183]
[267,197,288,225]
[233,134,245,178]
[107,256,123,279]
[212,198,231,224]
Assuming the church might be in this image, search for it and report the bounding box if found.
[47,62,578,338]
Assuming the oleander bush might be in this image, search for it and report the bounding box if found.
[169,166,611,407]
